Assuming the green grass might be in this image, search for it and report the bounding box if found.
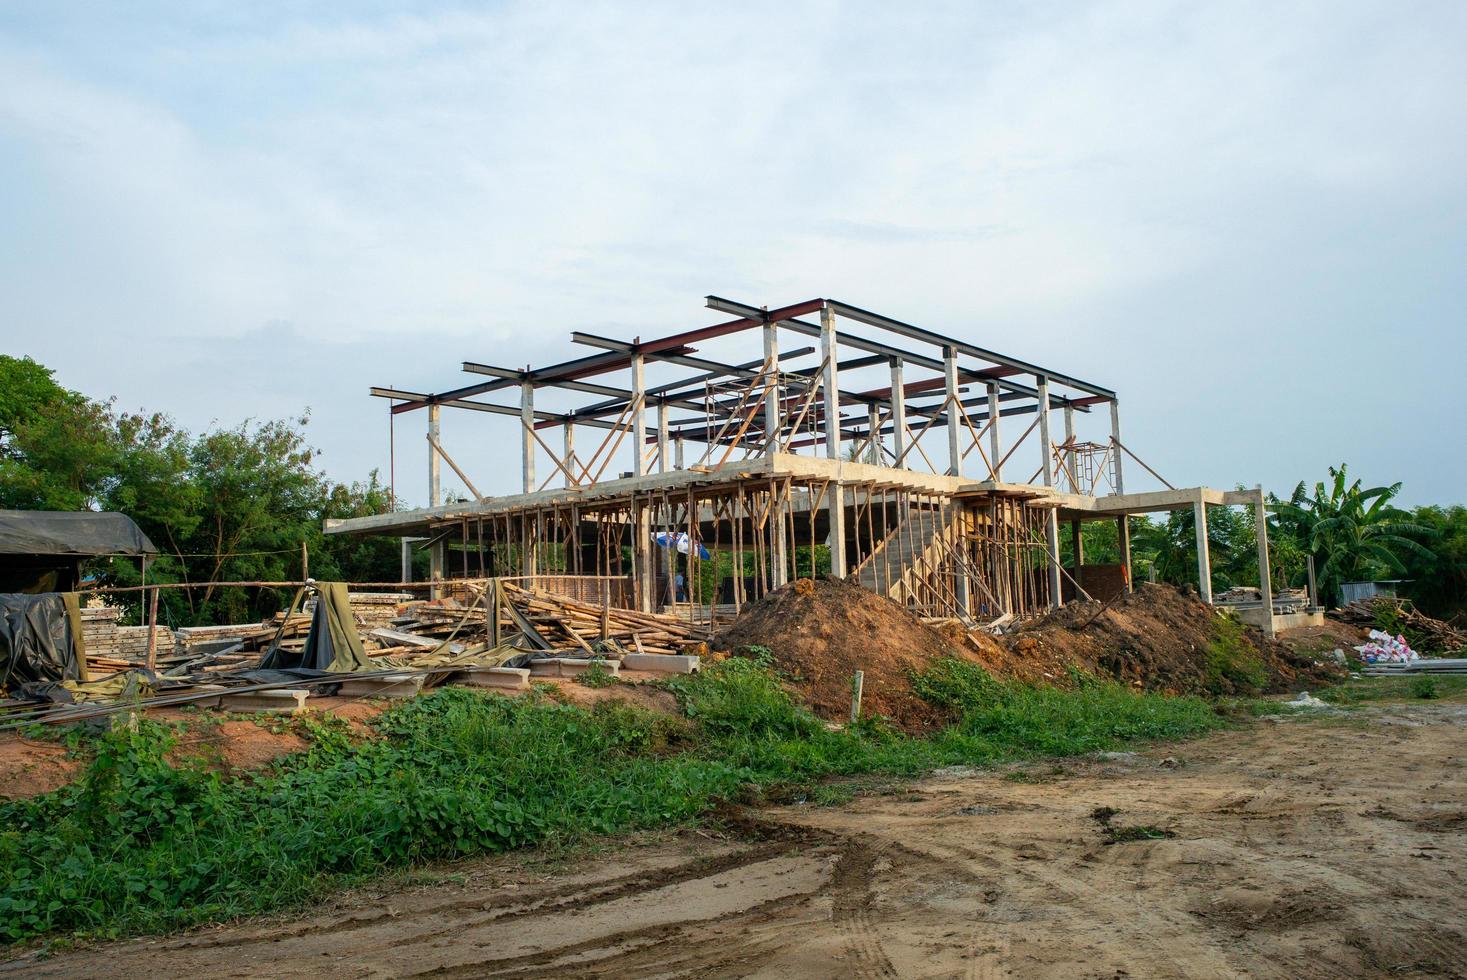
[1320,674,1467,705]
[0,657,1223,945]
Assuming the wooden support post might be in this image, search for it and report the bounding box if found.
[1071,518,1084,598]
[631,352,646,477]
[945,346,961,476]
[1254,486,1274,638]
[889,357,906,467]
[1194,495,1213,604]
[1110,398,1124,494]
[145,585,160,671]
[850,670,864,724]
[987,381,1001,481]
[1306,555,1319,611]
[1118,515,1132,594]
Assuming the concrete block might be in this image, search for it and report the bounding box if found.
[219,689,308,715]
[452,667,532,690]
[620,653,701,674]
[527,658,621,679]
[334,673,425,699]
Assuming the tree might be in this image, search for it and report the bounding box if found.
[1398,505,1467,619]
[1268,464,1435,606]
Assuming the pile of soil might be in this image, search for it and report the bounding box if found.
[714,577,975,732]
[715,580,1347,730]
[978,583,1346,696]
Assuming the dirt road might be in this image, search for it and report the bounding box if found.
[10,702,1466,979]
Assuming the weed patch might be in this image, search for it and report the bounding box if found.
[0,659,1224,945]
[1204,616,1269,695]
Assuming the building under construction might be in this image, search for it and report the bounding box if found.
[326,296,1279,635]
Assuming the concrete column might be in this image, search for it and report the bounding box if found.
[889,357,906,466]
[820,304,840,461]
[630,352,646,476]
[674,435,685,470]
[634,502,653,612]
[762,321,779,455]
[563,421,576,489]
[944,346,961,476]
[427,404,442,506]
[1110,398,1124,494]
[1254,486,1275,637]
[866,404,881,464]
[1063,403,1076,492]
[987,382,1001,481]
[519,381,535,493]
[401,539,413,583]
[1194,496,1213,604]
[427,404,443,594]
[1036,376,1053,488]
[821,304,846,576]
[656,398,669,474]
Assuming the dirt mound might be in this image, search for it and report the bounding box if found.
[988,583,1345,696]
[714,577,975,732]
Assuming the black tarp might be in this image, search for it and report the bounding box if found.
[0,511,157,593]
[0,511,157,558]
[0,592,85,691]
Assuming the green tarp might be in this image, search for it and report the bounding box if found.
[260,583,374,673]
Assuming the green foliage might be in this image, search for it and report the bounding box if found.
[0,663,1227,944]
[1203,615,1269,695]
[1397,504,1467,620]
[574,661,618,688]
[1409,677,1439,700]
[1320,675,1467,705]
[1268,464,1435,606]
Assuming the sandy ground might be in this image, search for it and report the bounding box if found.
[7,700,1466,979]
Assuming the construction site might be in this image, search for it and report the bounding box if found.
[2,298,1464,978]
[333,294,1287,634]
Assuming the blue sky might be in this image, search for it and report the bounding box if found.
[1,1,1463,508]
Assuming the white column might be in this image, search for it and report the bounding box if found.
[400,538,413,583]
[1110,398,1124,494]
[1063,403,1076,492]
[519,381,535,493]
[1037,377,1053,488]
[562,421,576,489]
[762,321,779,455]
[1194,495,1213,604]
[987,382,1001,481]
[944,346,961,476]
[427,404,443,594]
[889,357,906,466]
[657,398,669,474]
[630,352,646,477]
[1037,377,1062,608]
[1254,486,1275,637]
[867,404,881,464]
[674,435,685,470]
[820,303,845,576]
[427,404,442,506]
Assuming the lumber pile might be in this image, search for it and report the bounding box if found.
[1334,597,1466,652]
[502,581,707,655]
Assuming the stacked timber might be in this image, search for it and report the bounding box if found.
[80,605,122,659]
[501,582,707,655]
[116,625,174,660]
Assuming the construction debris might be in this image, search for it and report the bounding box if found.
[1333,596,1467,653]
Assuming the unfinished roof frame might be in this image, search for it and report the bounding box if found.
[369,295,1124,500]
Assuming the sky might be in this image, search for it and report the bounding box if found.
[1,1,1464,509]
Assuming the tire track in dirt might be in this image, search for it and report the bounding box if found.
[828,838,899,979]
